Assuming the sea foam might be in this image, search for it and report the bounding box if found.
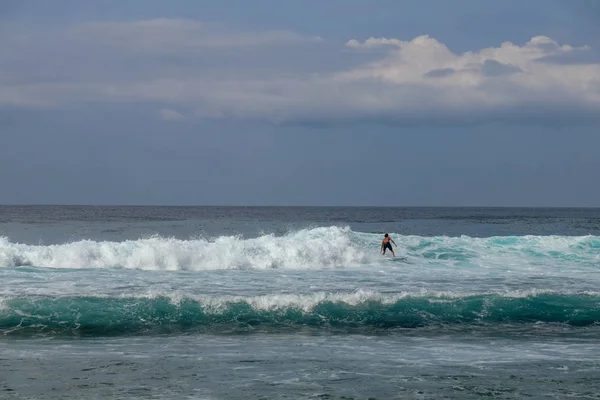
[0,227,597,270]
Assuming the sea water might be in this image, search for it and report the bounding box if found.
[1,206,599,399]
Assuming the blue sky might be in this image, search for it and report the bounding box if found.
[1,0,599,206]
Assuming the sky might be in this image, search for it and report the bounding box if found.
[0,0,599,206]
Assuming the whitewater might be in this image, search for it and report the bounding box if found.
[2,226,600,336]
[2,206,600,399]
[1,226,598,271]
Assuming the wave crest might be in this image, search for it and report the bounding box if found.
[2,291,599,336]
[0,227,598,270]
[0,227,372,270]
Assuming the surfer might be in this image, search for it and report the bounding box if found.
[380,233,397,257]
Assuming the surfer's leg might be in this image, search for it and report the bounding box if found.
[384,243,393,256]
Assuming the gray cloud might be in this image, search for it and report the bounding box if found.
[538,51,600,65]
[67,19,323,53]
[481,60,522,77]
[424,68,456,78]
[0,22,599,125]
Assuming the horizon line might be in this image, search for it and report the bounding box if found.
[0,204,599,209]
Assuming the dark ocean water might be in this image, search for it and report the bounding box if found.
[1,206,600,399]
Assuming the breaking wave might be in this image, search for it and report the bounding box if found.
[0,226,598,270]
[2,290,599,336]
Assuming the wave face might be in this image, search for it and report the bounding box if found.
[0,227,373,270]
[2,291,599,336]
[0,227,598,270]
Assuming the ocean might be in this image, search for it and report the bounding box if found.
[1,206,599,399]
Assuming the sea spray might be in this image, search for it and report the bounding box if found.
[0,227,372,270]
[0,227,598,270]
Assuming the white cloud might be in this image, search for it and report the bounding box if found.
[333,35,600,117]
[1,20,599,124]
[158,108,185,121]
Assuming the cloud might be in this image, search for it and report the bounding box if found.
[345,37,405,49]
[538,50,600,65]
[67,19,322,53]
[158,108,185,121]
[424,68,456,78]
[481,60,522,77]
[1,20,599,125]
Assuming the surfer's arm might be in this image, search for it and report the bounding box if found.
[391,239,397,246]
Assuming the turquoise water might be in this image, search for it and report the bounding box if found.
[1,206,600,399]
[3,292,600,336]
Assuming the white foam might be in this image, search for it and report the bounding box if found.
[3,289,596,315]
[0,226,375,270]
[0,228,597,271]
[399,233,600,269]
